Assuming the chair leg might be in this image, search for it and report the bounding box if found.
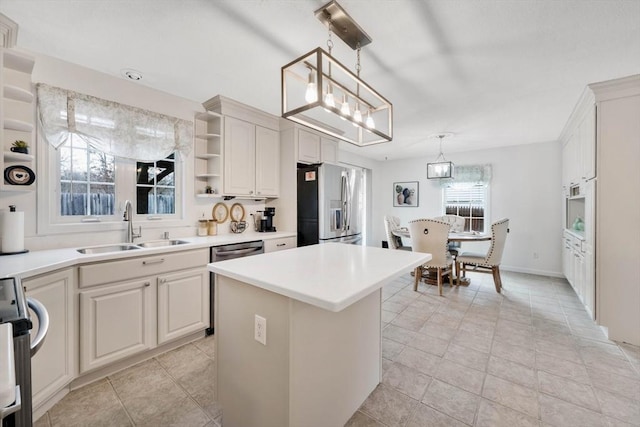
[455,262,460,286]
[448,266,454,288]
[414,266,421,291]
[492,266,502,293]
[437,268,443,296]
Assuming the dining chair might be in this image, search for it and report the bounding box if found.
[433,214,465,256]
[384,215,411,251]
[455,218,509,293]
[408,218,454,296]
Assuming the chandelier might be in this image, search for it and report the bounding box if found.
[427,134,454,179]
[281,1,393,147]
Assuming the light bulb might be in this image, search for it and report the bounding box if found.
[304,70,317,103]
[324,85,335,109]
[353,104,362,125]
[365,110,375,129]
[340,94,351,119]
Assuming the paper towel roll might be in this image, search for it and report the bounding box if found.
[1,210,24,253]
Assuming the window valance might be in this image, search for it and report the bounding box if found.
[36,83,193,162]
[441,164,492,187]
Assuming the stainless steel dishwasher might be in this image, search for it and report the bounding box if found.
[207,240,264,335]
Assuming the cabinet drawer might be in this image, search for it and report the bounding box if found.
[264,236,297,253]
[79,248,209,288]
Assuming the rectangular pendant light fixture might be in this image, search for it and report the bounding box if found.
[427,161,454,179]
[281,1,393,147]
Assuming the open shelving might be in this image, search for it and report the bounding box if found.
[1,48,35,192]
[194,111,223,197]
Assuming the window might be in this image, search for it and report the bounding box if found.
[443,183,488,232]
[59,135,115,216]
[36,83,190,233]
[136,154,176,215]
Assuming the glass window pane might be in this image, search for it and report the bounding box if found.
[137,186,153,215]
[89,151,115,183]
[60,182,87,216]
[71,134,87,149]
[89,184,115,215]
[71,148,88,181]
[156,160,175,186]
[60,147,72,180]
[136,162,155,185]
[154,188,175,214]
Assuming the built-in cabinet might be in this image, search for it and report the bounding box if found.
[194,111,223,196]
[591,76,640,346]
[561,75,640,345]
[23,268,76,412]
[1,48,35,191]
[296,127,339,165]
[202,95,280,199]
[77,248,209,372]
[157,268,209,344]
[263,236,297,253]
[79,276,155,372]
[222,116,280,197]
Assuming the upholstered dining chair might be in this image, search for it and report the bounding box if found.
[455,218,510,293]
[433,214,465,256]
[384,215,411,251]
[408,218,454,296]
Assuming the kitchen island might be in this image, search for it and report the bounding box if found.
[209,243,430,427]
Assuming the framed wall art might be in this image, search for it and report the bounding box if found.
[393,181,419,207]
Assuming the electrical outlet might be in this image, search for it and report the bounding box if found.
[254,314,267,345]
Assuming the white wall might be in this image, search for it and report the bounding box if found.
[372,141,563,277]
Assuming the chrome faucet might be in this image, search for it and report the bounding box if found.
[123,200,142,243]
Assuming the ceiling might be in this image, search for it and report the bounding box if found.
[3,0,639,161]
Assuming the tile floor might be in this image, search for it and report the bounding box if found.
[34,336,221,427]
[34,271,640,427]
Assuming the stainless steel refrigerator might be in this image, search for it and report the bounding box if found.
[297,163,364,246]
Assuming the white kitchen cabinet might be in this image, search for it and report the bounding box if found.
[194,111,223,197]
[1,48,35,192]
[255,125,280,197]
[264,236,297,253]
[78,248,209,372]
[223,116,256,196]
[298,128,321,164]
[321,137,339,164]
[79,277,155,373]
[23,268,75,410]
[592,76,640,345]
[158,267,209,345]
[561,75,640,343]
[203,96,281,198]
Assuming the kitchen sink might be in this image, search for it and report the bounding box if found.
[77,243,142,254]
[137,239,189,248]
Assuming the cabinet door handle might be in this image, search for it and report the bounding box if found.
[142,258,164,265]
[276,243,286,247]
[144,282,151,287]
[159,278,167,285]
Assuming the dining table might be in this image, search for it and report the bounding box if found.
[391,227,492,286]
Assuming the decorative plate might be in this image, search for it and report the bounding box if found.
[212,202,229,223]
[230,203,245,221]
[4,165,36,185]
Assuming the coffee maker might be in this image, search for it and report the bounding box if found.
[260,207,276,232]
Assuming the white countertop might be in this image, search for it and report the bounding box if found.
[0,231,296,279]
[209,243,431,312]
